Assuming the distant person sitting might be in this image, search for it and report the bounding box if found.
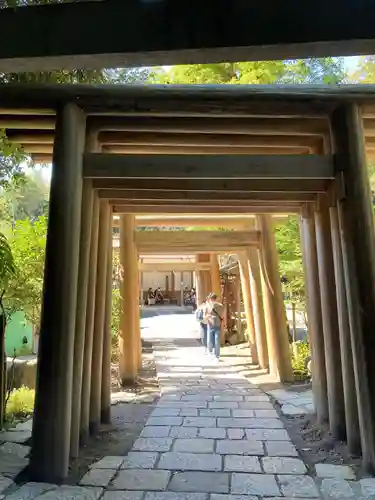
[146,288,155,305]
[155,287,164,304]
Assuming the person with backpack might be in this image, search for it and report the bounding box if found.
[205,292,224,362]
[196,298,208,351]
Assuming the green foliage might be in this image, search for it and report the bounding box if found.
[0,130,28,189]
[281,58,347,84]
[274,216,305,309]
[350,56,375,83]
[0,232,15,301]
[5,386,35,422]
[5,216,47,329]
[152,61,286,84]
[291,341,311,381]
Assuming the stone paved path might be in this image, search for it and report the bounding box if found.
[2,312,375,499]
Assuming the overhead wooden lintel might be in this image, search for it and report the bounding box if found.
[98,189,315,202]
[135,230,260,254]
[113,205,301,215]
[93,178,329,193]
[139,262,210,272]
[83,154,333,180]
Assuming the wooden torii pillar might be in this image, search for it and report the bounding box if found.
[30,103,86,482]
[300,209,328,424]
[257,215,293,382]
[332,103,375,471]
[238,252,258,364]
[314,196,345,439]
[119,215,139,383]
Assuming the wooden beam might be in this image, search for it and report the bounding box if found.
[110,200,303,209]
[84,154,333,180]
[95,117,329,136]
[135,230,260,254]
[1,2,375,72]
[99,189,316,202]
[113,205,301,214]
[139,262,210,272]
[0,116,55,129]
[97,132,321,149]
[94,178,329,193]
[102,146,312,155]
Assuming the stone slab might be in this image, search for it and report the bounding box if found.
[216,440,264,456]
[0,442,30,458]
[254,409,279,418]
[319,478,354,499]
[213,396,243,402]
[217,418,283,429]
[0,432,30,444]
[210,495,257,500]
[199,410,231,418]
[179,409,199,417]
[121,452,159,469]
[133,438,173,452]
[0,451,28,476]
[315,463,355,480]
[244,429,290,441]
[173,439,214,453]
[277,475,320,498]
[198,428,226,440]
[231,473,280,496]
[152,408,181,417]
[147,417,183,427]
[79,469,116,487]
[238,402,273,410]
[265,441,298,457]
[10,420,33,433]
[208,403,239,410]
[144,493,208,500]
[169,427,198,439]
[226,429,244,440]
[359,477,375,496]
[4,482,56,500]
[262,457,306,475]
[0,475,13,494]
[244,395,270,402]
[113,470,171,491]
[231,410,255,418]
[168,472,229,493]
[40,486,103,500]
[90,457,124,469]
[224,456,261,473]
[102,492,144,500]
[157,453,222,472]
[141,427,171,438]
[183,418,216,428]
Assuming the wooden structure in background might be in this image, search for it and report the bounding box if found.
[2,84,375,481]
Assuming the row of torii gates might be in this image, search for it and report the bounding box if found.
[2,84,375,482]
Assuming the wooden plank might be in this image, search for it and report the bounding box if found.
[135,230,260,254]
[109,200,303,209]
[96,117,329,136]
[102,146,312,155]
[99,189,315,202]
[1,0,375,75]
[98,132,321,148]
[94,178,329,193]
[113,205,301,214]
[84,154,333,180]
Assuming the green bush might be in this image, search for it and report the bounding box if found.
[5,386,35,421]
[291,341,311,381]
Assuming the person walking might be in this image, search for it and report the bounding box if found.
[196,298,208,352]
[206,292,224,362]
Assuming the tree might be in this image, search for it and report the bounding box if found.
[350,56,375,83]
[281,58,347,84]
[152,62,286,84]
[5,216,47,331]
